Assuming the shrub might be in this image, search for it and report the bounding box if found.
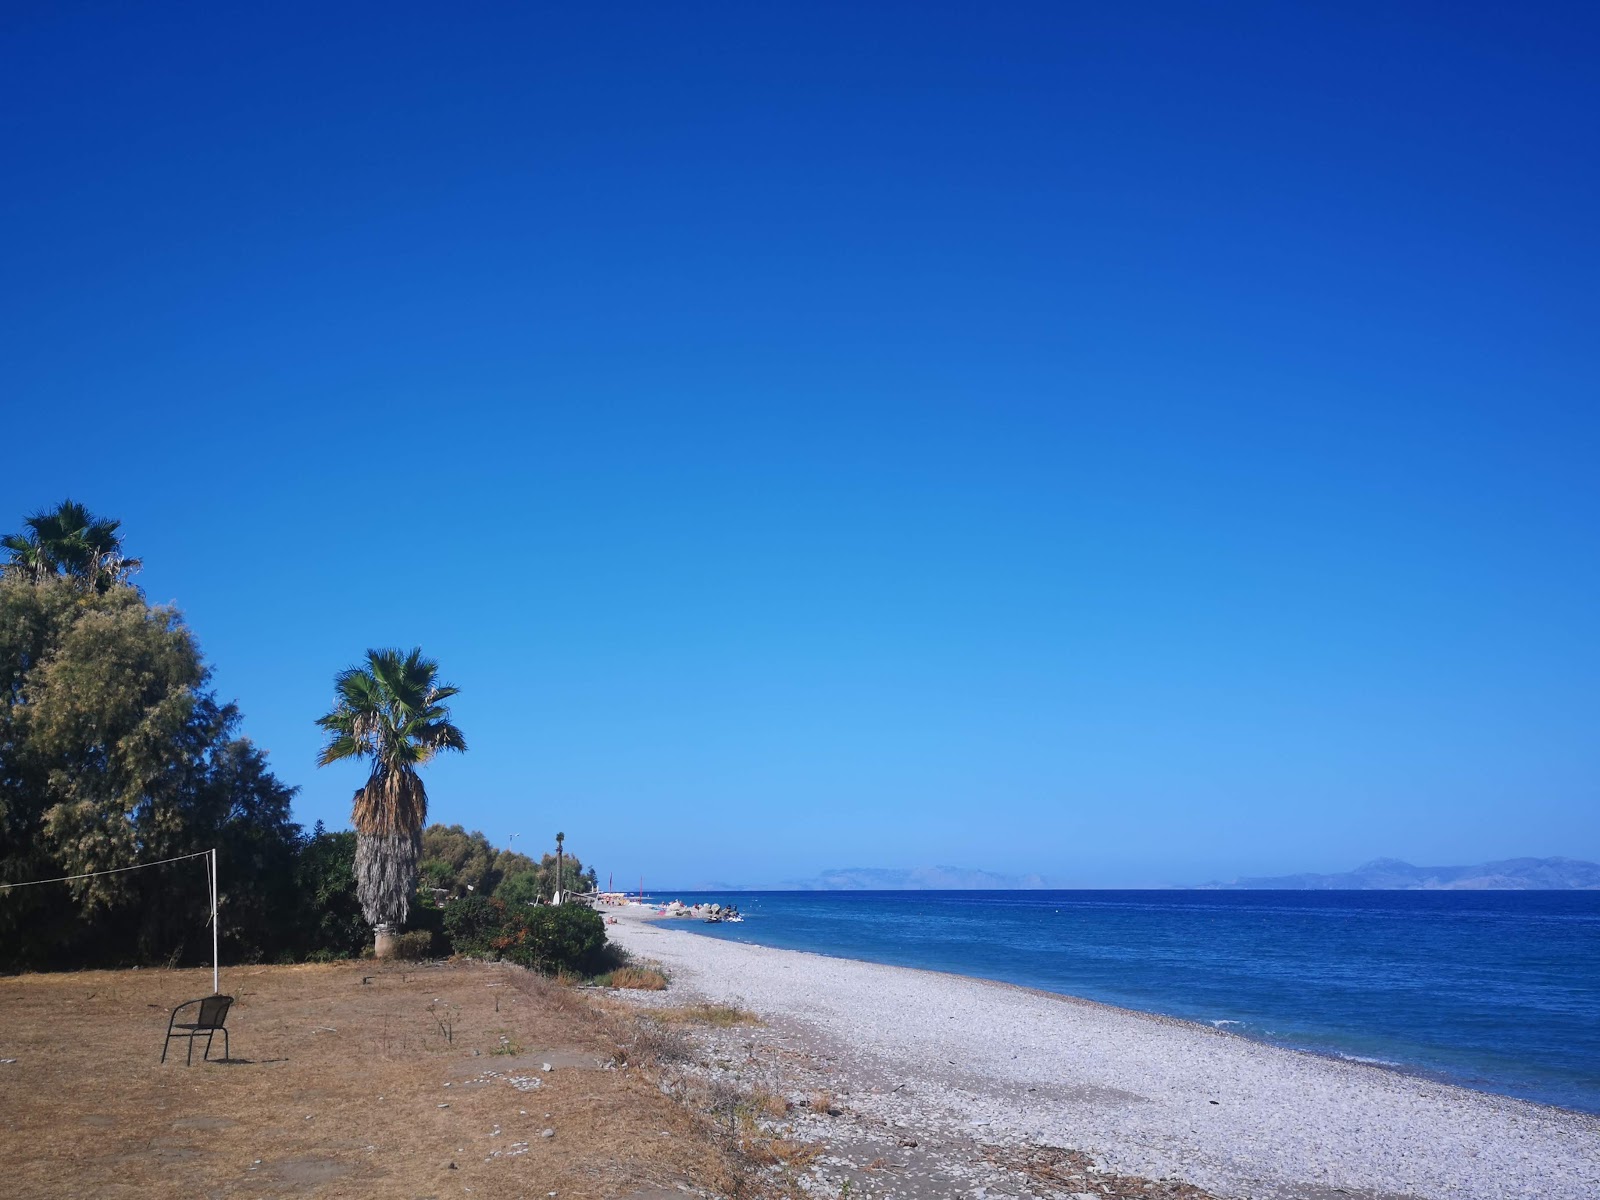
[498,904,606,973]
[391,930,435,961]
[294,826,368,960]
[440,894,501,956]
[405,892,447,943]
[628,1018,694,1066]
[441,897,608,975]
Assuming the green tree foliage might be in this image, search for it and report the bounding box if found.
[486,849,595,906]
[441,895,607,974]
[527,850,599,902]
[292,824,368,960]
[417,825,573,905]
[315,648,466,946]
[0,569,299,968]
[493,869,544,907]
[1,499,141,591]
[418,824,534,898]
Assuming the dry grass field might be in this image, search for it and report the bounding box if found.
[0,960,752,1200]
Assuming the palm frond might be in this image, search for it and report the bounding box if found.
[315,734,363,767]
[7,500,138,589]
[350,768,429,838]
[416,721,468,754]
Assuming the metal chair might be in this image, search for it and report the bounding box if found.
[161,994,233,1064]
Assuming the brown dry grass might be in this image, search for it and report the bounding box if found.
[751,1135,824,1170]
[0,961,780,1200]
[750,1088,791,1119]
[981,1143,1220,1199]
[606,966,669,991]
[654,1002,761,1027]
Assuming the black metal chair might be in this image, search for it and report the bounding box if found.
[161,994,233,1064]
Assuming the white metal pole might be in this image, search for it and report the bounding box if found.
[210,848,219,995]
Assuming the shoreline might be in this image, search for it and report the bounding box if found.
[618,901,1593,1118]
[606,908,1600,1200]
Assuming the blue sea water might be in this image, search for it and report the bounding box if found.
[660,889,1600,1114]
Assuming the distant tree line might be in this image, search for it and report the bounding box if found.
[419,824,598,905]
[0,501,599,972]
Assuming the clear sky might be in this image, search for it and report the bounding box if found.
[3,3,1596,886]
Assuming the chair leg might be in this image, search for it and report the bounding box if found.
[160,1035,170,1065]
[220,1028,229,1061]
[186,1034,195,1066]
[202,1031,215,1062]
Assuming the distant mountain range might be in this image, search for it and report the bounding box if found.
[782,866,1052,891]
[662,856,1600,894]
[1200,856,1600,890]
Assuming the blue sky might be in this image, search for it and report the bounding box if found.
[3,3,1596,886]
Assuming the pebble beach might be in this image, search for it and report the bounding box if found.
[608,909,1600,1200]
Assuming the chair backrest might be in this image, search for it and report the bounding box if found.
[195,995,233,1027]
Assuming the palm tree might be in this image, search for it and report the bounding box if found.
[1,499,141,590]
[0,531,48,583]
[315,648,466,957]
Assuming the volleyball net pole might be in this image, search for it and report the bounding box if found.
[208,848,219,995]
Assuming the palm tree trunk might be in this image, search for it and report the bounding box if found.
[355,831,418,956]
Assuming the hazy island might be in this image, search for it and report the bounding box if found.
[1198,856,1600,891]
[680,856,1600,892]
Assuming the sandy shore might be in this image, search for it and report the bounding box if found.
[606,909,1599,1200]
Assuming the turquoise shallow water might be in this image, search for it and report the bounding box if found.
[659,889,1600,1114]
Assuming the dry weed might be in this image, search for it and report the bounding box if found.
[656,1002,760,1027]
[505,965,589,1015]
[599,1008,696,1068]
[981,1144,1219,1199]
[751,1088,791,1119]
[753,1136,825,1169]
[608,966,670,990]
[701,1075,748,1128]
[807,1089,837,1115]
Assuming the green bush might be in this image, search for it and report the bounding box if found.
[391,930,436,961]
[406,892,448,941]
[440,894,501,956]
[441,897,607,974]
[294,825,369,960]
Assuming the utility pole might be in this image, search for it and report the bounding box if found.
[554,831,565,906]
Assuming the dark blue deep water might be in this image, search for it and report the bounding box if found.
[662,890,1600,1114]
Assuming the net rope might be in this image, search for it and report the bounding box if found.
[0,849,212,890]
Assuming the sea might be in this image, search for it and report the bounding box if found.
[660,889,1600,1114]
